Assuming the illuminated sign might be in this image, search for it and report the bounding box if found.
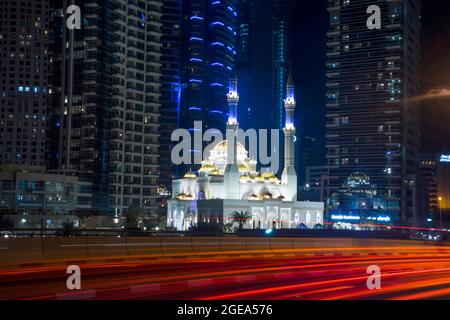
[440,154,450,163]
[368,216,391,222]
[331,215,391,222]
[331,215,361,221]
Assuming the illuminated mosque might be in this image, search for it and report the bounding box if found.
[167,74,324,231]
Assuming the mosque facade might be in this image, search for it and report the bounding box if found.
[167,74,324,231]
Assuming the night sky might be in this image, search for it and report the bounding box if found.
[289,0,450,159]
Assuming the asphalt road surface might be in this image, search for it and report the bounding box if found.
[1,250,450,300]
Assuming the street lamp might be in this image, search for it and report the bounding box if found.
[438,197,443,231]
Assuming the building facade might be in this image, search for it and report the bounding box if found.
[236,0,293,131]
[420,154,438,216]
[159,0,182,190]
[48,0,162,215]
[0,165,81,215]
[325,0,422,226]
[179,0,239,134]
[0,0,50,166]
[168,73,324,231]
[436,153,450,228]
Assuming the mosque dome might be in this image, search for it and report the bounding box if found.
[255,175,265,182]
[269,176,279,184]
[183,171,197,179]
[209,169,223,176]
[205,140,257,175]
[261,172,276,179]
[199,163,216,173]
[248,194,259,201]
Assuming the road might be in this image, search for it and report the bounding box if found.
[1,250,450,300]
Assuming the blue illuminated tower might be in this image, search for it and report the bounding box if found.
[177,0,239,176]
[179,0,239,134]
[160,0,182,189]
[227,73,239,127]
[281,72,298,201]
[224,73,240,199]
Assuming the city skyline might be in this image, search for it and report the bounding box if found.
[0,0,449,228]
[2,0,450,304]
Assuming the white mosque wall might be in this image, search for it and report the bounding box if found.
[167,199,324,231]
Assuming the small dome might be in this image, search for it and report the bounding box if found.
[262,192,273,199]
[255,175,265,182]
[238,163,249,171]
[262,172,275,179]
[199,163,216,172]
[176,193,194,200]
[209,169,223,176]
[240,175,251,182]
[184,171,197,179]
[248,194,259,201]
[213,140,247,154]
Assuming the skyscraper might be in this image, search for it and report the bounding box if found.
[237,0,293,131]
[0,0,50,166]
[179,0,239,135]
[160,0,182,190]
[325,0,422,226]
[49,0,162,215]
[174,0,239,177]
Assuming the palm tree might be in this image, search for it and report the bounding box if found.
[126,206,149,230]
[0,214,14,229]
[230,210,252,231]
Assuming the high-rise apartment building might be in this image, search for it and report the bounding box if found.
[0,0,50,166]
[325,0,422,225]
[159,0,182,190]
[48,0,162,215]
[179,0,239,134]
[237,0,293,131]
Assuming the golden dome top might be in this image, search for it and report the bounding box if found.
[183,171,197,179]
[199,163,216,172]
[261,172,275,179]
[212,140,247,153]
[269,176,279,183]
[209,169,223,176]
[255,175,265,182]
[262,192,273,199]
[238,163,249,171]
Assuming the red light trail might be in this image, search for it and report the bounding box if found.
[1,246,450,300]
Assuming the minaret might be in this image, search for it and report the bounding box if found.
[227,72,239,128]
[224,72,240,199]
[281,71,298,201]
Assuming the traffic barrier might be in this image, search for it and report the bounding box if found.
[191,237,223,255]
[313,237,341,250]
[86,236,128,258]
[270,237,294,252]
[42,237,89,261]
[292,237,316,249]
[2,236,450,269]
[220,236,247,254]
[245,237,271,253]
[0,237,44,265]
[126,236,162,257]
[160,236,194,256]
